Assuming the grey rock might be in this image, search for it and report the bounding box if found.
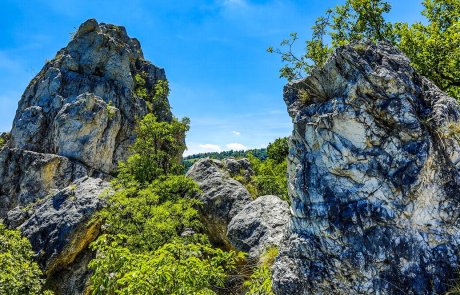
[0,19,175,294]
[273,42,460,294]
[227,195,289,259]
[0,147,90,218]
[10,18,172,173]
[186,158,253,248]
[9,177,109,275]
[45,248,95,295]
[223,158,254,176]
[53,93,121,172]
[187,159,289,259]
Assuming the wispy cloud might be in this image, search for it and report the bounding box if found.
[199,143,222,152]
[226,143,247,150]
[231,130,240,136]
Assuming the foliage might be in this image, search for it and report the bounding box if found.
[268,0,459,100]
[90,175,239,294]
[183,148,268,170]
[233,138,289,201]
[267,137,289,164]
[268,0,393,81]
[89,234,238,295]
[244,247,279,295]
[0,223,53,295]
[89,113,240,294]
[394,0,460,99]
[0,138,4,148]
[117,113,189,184]
[99,175,202,252]
[151,80,172,120]
[134,73,172,116]
[246,155,288,201]
[134,73,148,99]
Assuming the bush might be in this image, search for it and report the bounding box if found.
[89,114,240,294]
[234,137,289,202]
[244,247,279,295]
[0,223,52,295]
[269,0,460,100]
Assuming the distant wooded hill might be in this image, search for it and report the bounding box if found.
[183,148,267,169]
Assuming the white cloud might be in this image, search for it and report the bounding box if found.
[231,130,240,136]
[226,143,247,150]
[184,143,223,156]
[199,143,222,152]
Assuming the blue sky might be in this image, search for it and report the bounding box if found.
[0,0,424,155]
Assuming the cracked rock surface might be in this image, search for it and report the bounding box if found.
[272,42,460,295]
[0,19,173,294]
[187,158,289,258]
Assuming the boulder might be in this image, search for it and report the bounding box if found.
[8,177,109,274]
[187,158,290,259]
[5,177,110,295]
[227,195,289,259]
[272,42,460,294]
[186,158,253,248]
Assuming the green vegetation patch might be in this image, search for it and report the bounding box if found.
[0,223,53,295]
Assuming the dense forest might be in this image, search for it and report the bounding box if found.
[183,149,268,169]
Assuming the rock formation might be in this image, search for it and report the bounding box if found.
[9,18,171,174]
[0,19,173,294]
[272,42,460,294]
[227,195,289,258]
[187,158,289,258]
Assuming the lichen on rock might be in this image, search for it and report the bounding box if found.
[272,42,460,294]
[0,18,175,294]
[10,18,171,174]
[187,158,289,259]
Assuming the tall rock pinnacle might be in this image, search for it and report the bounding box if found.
[10,18,171,174]
[272,42,460,294]
[0,19,173,294]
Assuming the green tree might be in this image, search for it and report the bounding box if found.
[267,137,289,164]
[0,223,52,295]
[246,155,288,201]
[395,0,460,98]
[268,0,393,81]
[269,0,460,100]
[118,114,189,184]
[89,114,240,294]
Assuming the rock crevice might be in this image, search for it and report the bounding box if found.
[0,19,173,295]
[273,42,460,295]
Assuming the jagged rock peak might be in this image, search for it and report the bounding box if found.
[74,19,143,59]
[273,42,460,294]
[9,18,171,173]
[1,19,175,294]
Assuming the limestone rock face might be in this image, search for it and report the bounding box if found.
[227,195,289,259]
[186,158,253,248]
[272,42,460,294]
[0,19,173,294]
[52,93,121,172]
[8,177,109,273]
[10,18,171,173]
[187,158,289,258]
[0,147,89,218]
[6,177,109,295]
